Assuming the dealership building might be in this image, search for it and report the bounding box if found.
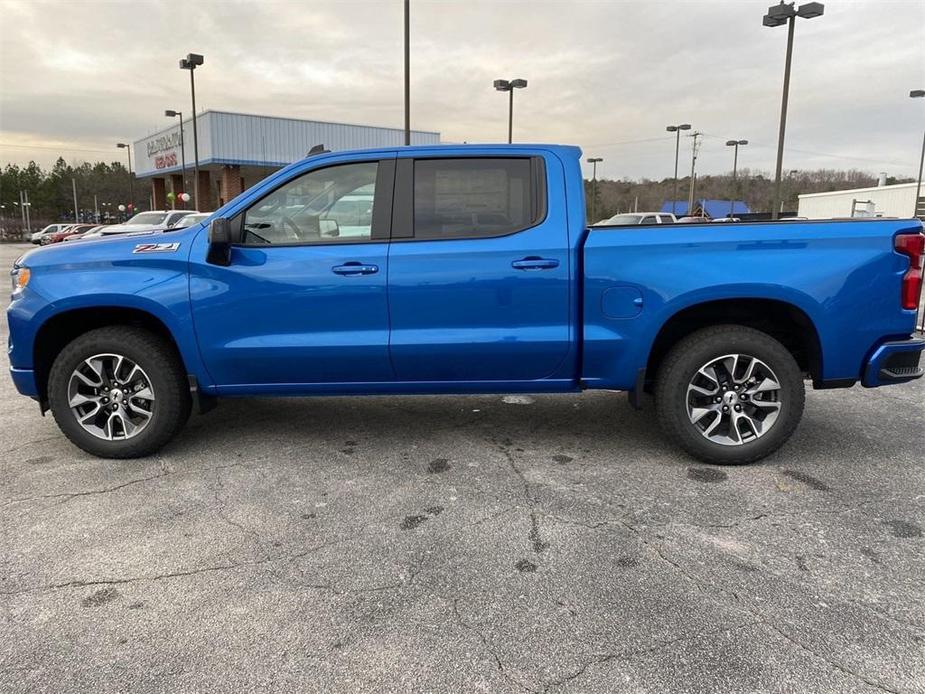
[797,180,924,219]
[132,110,440,211]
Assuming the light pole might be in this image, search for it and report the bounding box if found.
[116,142,133,211]
[725,139,748,216]
[180,53,204,209]
[165,109,187,200]
[587,157,603,223]
[404,0,410,145]
[911,89,925,219]
[493,78,528,144]
[763,1,824,220]
[666,124,691,215]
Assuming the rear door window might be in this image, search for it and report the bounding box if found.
[412,158,542,240]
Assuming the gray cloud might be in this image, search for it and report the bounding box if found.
[1,0,923,180]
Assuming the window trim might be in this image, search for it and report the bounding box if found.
[230,159,394,248]
[391,155,548,243]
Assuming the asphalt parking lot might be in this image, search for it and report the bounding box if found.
[0,241,923,693]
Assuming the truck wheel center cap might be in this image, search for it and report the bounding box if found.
[724,391,738,405]
[111,389,123,402]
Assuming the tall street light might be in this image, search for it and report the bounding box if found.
[404,0,410,145]
[180,53,204,210]
[493,78,528,144]
[165,109,187,199]
[911,89,925,219]
[763,1,824,220]
[116,142,133,211]
[725,139,748,217]
[587,157,603,224]
[666,123,691,215]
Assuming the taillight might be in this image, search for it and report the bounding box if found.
[895,232,924,310]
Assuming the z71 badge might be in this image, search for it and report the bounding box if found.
[133,242,181,254]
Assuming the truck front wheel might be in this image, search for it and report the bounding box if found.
[47,326,191,459]
[654,325,805,465]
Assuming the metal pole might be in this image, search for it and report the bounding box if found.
[404,0,410,146]
[590,161,598,223]
[19,191,26,229]
[914,127,925,219]
[72,178,79,222]
[24,190,31,232]
[772,16,795,220]
[688,133,700,214]
[179,112,187,199]
[190,68,200,209]
[94,194,99,223]
[730,143,739,217]
[508,89,514,144]
[672,129,680,215]
[125,147,134,211]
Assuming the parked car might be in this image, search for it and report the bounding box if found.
[7,144,924,464]
[62,225,108,242]
[593,212,676,226]
[711,217,741,223]
[81,210,200,240]
[30,223,72,244]
[173,212,211,228]
[40,224,97,245]
[676,216,710,223]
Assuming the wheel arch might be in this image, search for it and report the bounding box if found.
[32,305,189,406]
[644,298,823,391]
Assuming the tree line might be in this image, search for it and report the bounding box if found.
[1,157,139,233]
[584,168,913,222]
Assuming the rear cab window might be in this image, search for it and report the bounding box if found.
[398,157,546,240]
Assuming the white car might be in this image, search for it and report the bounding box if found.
[81,210,200,240]
[173,212,211,227]
[31,223,73,244]
[593,212,677,226]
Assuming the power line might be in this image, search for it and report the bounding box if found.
[699,133,907,167]
[0,142,119,155]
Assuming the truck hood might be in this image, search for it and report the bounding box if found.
[12,224,201,269]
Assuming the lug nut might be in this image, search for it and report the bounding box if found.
[101,397,109,404]
[734,404,742,412]
[741,394,749,400]
[111,404,118,411]
[714,397,721,403]
[722,406,729,412]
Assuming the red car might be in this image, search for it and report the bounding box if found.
[41,224,98,244]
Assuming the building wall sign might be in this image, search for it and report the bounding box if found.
[146,132,182,157]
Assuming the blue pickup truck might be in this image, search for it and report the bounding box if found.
[7,144,924,464]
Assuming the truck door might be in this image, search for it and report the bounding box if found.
[386,154,572,382]
[188,156,396,388]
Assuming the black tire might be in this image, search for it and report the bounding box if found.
[48,326,191,458]
[654,325,805,465]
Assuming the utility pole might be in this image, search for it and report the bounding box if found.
[586,157,603,223]
[72,178,79,222]
[687,131,702,215]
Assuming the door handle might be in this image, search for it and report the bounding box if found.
[332,262,379,276]
[512,257,559,270]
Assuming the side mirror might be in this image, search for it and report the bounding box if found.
[206,218,232,266]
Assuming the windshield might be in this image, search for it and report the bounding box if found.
[176,213,209,226]
[125,212,169,226]
[600,214,642,226]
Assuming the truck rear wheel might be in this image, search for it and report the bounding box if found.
[654,325,805,465]
[47,326,191,459]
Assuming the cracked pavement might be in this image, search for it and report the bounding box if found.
[1,243,923,693]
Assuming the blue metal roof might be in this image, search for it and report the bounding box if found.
[661,200,750,217]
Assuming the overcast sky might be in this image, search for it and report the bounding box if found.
[1,0,923,181]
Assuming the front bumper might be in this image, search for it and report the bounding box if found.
[862,338,925,387]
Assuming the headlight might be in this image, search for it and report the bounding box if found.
[10,266,30,294]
